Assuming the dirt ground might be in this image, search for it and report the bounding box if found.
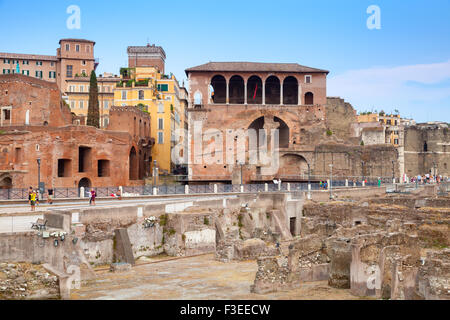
[71,254,365,300]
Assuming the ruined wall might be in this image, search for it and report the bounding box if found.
[404,123,450,177]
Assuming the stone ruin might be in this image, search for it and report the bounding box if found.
[250,194,450,300]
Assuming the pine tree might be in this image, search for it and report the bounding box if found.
[86,70,100,128]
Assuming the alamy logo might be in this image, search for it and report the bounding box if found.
[66,5,81,30]
[67,265,81,289]
[367,5,381,30]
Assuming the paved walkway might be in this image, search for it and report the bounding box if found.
[71,255,360,300]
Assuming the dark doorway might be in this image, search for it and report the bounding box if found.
[58,159,72,177]
[290,217,296,236]
[78,146,92,173]
[229,75,244,104]
[129,147,138,180]
[424,142,428,152]
[0,177,12,189]
[283,76,298,105]
[98,160,110,177]
[265,76,281,104]
[211,75,226,104]
[305,92,314,105]
[247,76,263,104]
[78,178,91,189]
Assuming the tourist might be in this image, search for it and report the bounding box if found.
[116,188,122,200]
[89,188,97,206]
[47,187,54,205]
[28,186,33,205]
[30,190,37,212]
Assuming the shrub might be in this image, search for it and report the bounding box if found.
[326,129,333,136]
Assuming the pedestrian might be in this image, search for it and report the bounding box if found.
[89,188,97,206]
[30,190,37,212]
[116,188,122,200]
[47,187,54,205]
[28,186,33,205]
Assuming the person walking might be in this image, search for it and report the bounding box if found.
[28,186,33,205]
[89,188,97,206]
[47,188,54,205]
[30,190,37,212]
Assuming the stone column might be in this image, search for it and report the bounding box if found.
[244,81,248,105]
[185,185,189,194]
[262,80,266,105]
[226,79,229,104]
[280,82,283,105]
[214,184,218,194]
[298,83,302,105]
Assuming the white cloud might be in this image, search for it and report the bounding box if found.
[327,60,450,119]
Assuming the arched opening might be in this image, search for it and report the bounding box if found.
[274,117,290,148]
[78,177,91,189]
[283,76,298,105]
[305,92,314,105]
[194,91,202,107]
[211,75,226,104]
[229,75,244,104]
[423,142,428,152]
[248,116,290,150]
[247,76,263,104]
[278,154,308,177]
[0,176,12,189]
[265,76,281,104]
[129,147,138,180]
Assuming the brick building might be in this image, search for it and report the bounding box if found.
[0,74,153,190]
[185,62,399,184]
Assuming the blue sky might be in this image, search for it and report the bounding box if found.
[0,0,449,122]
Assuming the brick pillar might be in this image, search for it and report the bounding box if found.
[262,80,266,105]
[244,81,247,105]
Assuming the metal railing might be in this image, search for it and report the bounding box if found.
[0,179,411,201]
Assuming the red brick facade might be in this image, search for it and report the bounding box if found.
[0,74,152,189]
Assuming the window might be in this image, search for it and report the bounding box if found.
[80,85,84,93]
[86,45,90,53]
[66,65,73,78]
[157,84,169,92]
[50,62,54,67]
[3,109,11,120]
[76,44,80,52]
[121,90,127,100]
[158,118,164,130]
[98,160,110,177]
[104,101,109,109]
[394,139,399,145]
[22,60,29,65]
[58,159,72,177]
[139,90,144,100]
[70,101,75,109]
[81,69,86,75]
[79,101,84,109]
[158,132,164,144]
[49,71,56,79]
[66,44,70,51]
[305,75,312,84]
[82,60,86,66]
[35,71,43,78]
[158,103,164,113]
[22,70,29,76]
[36,61,42,66]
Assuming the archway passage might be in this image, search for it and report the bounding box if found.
[274,117,290,148]
[278,154,308,177]
[247,76,263,104]
[229,75,244,104]
[305,92,314,105]
[78,178,91,189]
[0,176,12,189]
[265,76,281,104]
[211,75,226,104]
[283,76,298,105]
[129,147,138,180]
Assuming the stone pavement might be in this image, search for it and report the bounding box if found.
[71,254,361,300]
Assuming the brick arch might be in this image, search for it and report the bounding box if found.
[210,74,227,104]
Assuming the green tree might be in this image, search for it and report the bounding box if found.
[86,70,100,128]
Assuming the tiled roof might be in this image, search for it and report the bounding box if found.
[0,52,57,61]
[59,38,96,45]
[186,62,329,74]
[0,74,59,89]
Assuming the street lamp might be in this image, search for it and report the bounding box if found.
[37,158,41,201]
[329,164,333,200]
[361,161,365,183]
[152,160,158,186]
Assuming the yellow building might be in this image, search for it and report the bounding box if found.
[66,72,120,128]
[357,112,402,147]
[114,66,186,174]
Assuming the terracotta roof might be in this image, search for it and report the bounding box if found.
[59,38,96,45]
[0,52,57,61]
[185,62,329,75]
